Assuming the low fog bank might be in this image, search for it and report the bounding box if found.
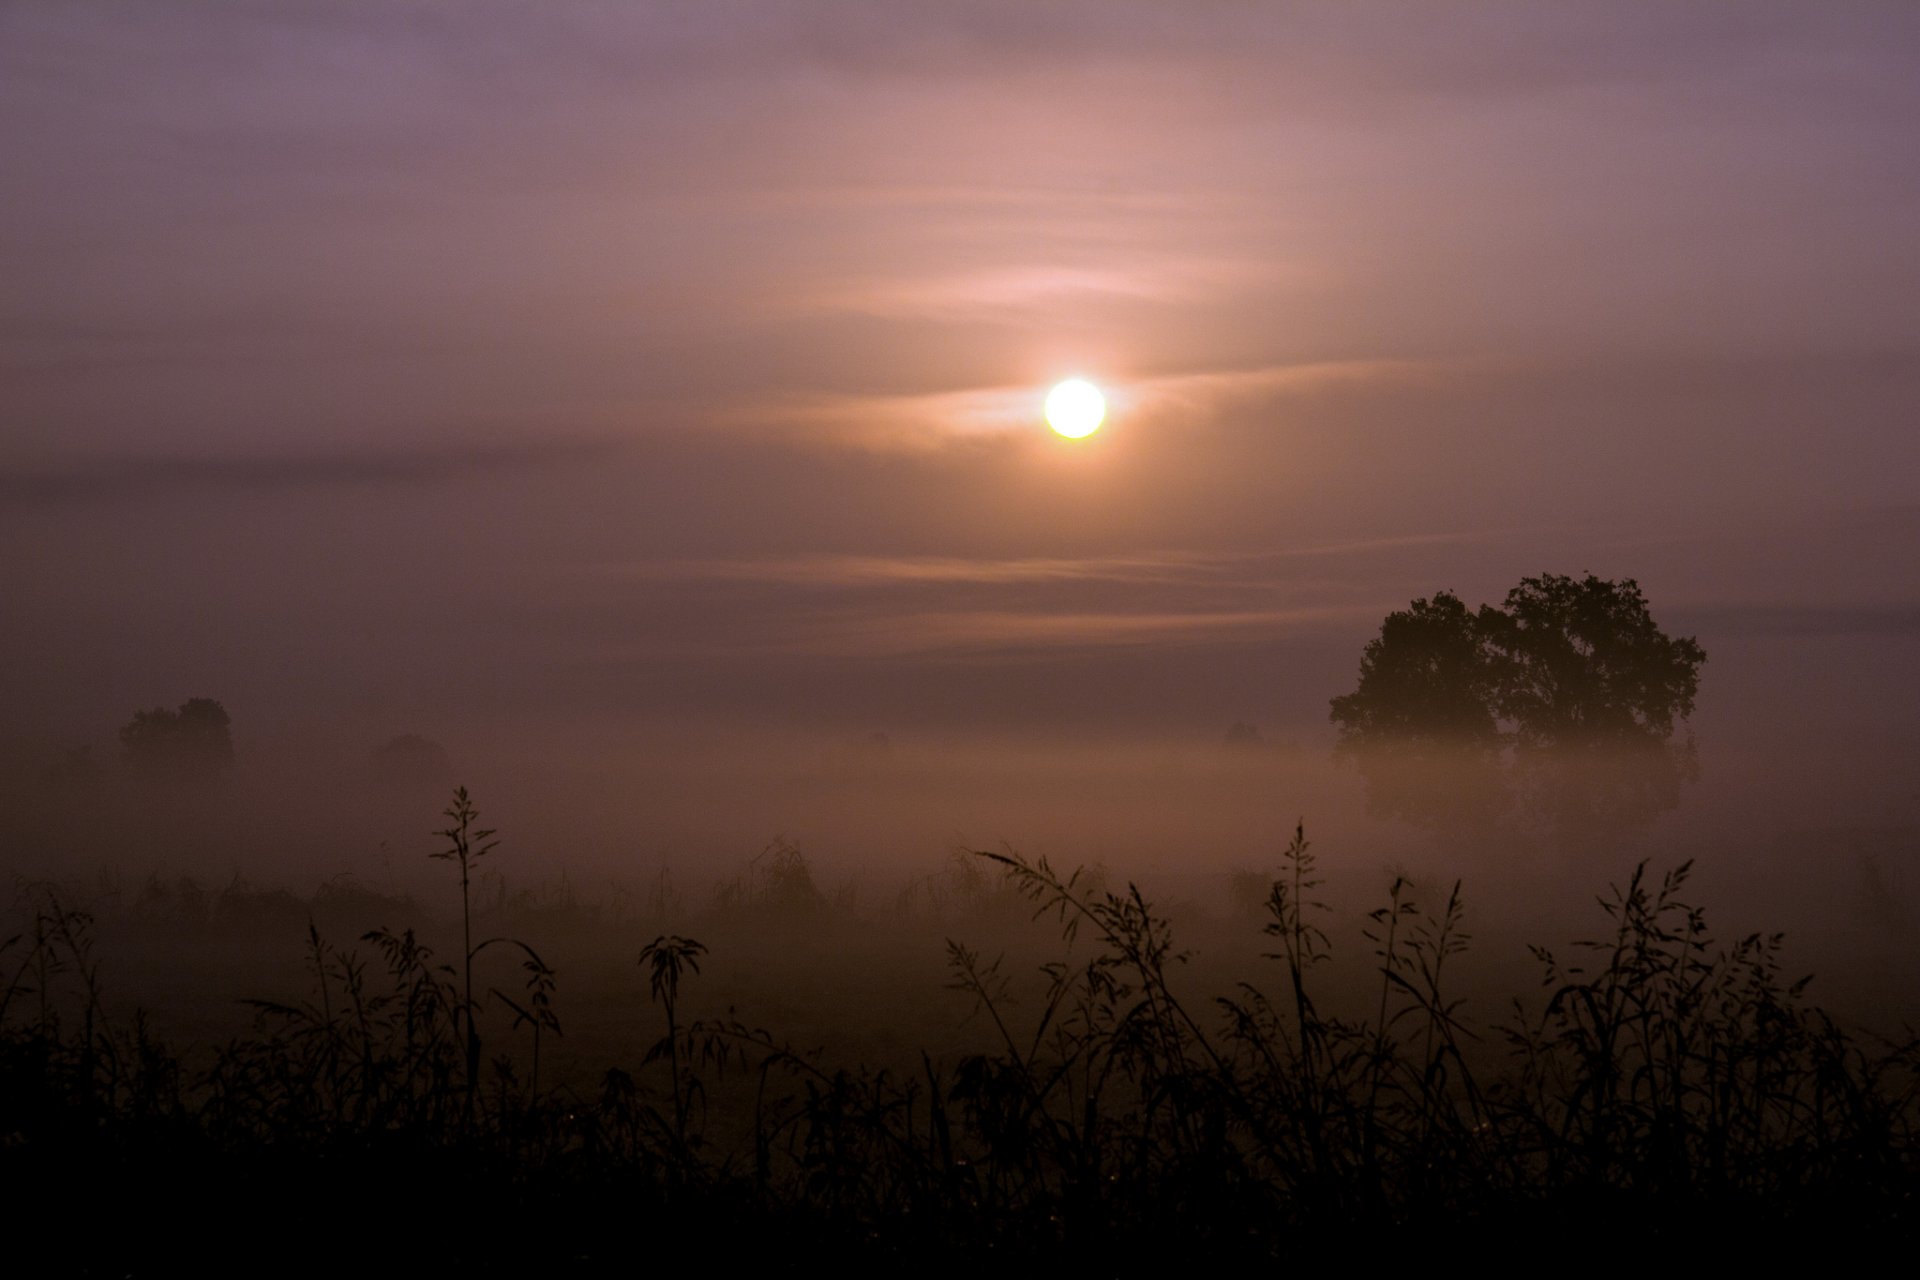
[3,706,1916,1030]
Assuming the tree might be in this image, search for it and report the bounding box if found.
[1331,575,1705,839]
[119,697,235,781]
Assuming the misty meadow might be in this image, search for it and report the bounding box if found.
[5,1,1919,1270]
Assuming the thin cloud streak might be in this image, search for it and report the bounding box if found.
[589,551,1223,588]
[790,257,1298,322]
[0,440,616,506]
[584,533,1492,591]
[798,605,1370,657]
[575,603,1371,663]
[1121,360,1445,419]
[728,358,1438,450]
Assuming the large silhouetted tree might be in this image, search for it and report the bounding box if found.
[1331,575,1705,840]
[119,697,235,782]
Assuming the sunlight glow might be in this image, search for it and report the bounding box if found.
[1045,379,1106,439]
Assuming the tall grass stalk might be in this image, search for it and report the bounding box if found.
[432,786,496,1119]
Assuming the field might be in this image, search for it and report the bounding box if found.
[6,783,1919,1270]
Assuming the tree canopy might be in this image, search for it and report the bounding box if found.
[1331,575,1705,837]
[1328,591,1502,753]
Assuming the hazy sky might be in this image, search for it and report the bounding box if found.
[5,1,1918,762]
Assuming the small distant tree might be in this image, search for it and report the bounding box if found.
[1331,575,1705,841]
[119,697,235,782]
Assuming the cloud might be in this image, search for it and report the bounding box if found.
[46,3,1888,114]
[535,536,1499,669]
[781,604,1368,659]
[600,551,1218,588]
[558,597,1367,665]
[787,253,1297,323]
[585,533,1487,592]
[0,439,614,506]
[726,358,1436,450]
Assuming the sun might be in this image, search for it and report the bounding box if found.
[1045,378,1106,438]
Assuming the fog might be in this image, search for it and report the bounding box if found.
[5,596,1915,1032]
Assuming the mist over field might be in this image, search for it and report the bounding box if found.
[4,593,1915,1029]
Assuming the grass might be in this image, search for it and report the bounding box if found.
[2,792,1917,1269]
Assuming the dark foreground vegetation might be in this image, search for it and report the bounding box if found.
[4,790,1918,1272]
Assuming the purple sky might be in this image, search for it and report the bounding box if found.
[4,2,1918,774]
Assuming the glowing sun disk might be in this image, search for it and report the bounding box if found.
[1045,379,1106,438]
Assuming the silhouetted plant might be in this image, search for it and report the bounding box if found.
[492,944,561,1098]
[433,785,496,1115]
[639,933,706,1151]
